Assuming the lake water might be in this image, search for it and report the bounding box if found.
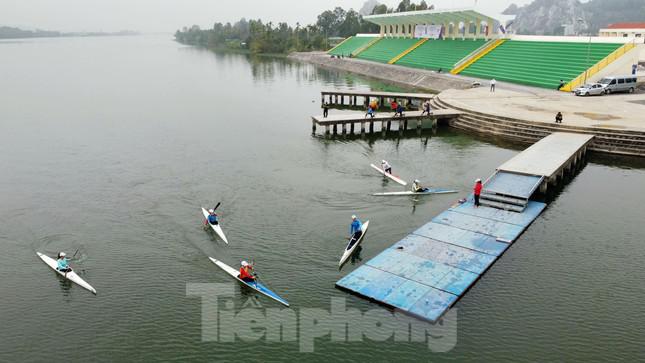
[1,34,645,361]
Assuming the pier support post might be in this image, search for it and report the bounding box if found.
[369,122,374,133]
[321,94,324,105]
[325,125,330,135]
[361,122,366,135]
[342,123,347,135]
[387,120,392,131]
[334,95,337,104]
[312,120,317,134]
[350,122,355,134]
[333,124,337,135]
[381,121,387,136]
[353,96,357,106]
[417,119,422,130]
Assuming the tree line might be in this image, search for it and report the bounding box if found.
[174,1,434,54]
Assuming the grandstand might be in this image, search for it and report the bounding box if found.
[395,39,487,71]
[325,8,640,91]
[328,36,376,56]
[459,40,622,88]
[356,37,419,63]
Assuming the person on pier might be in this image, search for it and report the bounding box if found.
[421,100,433,116]
[473,178,483,207]
[381,160,392,174]
[323,102,329,118]
[365,105,375,118]
[394,103,405,117]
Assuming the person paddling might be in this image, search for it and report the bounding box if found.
[349,215,363,240]
[381,160,392,174]
[207,209,219,225]
[412,179,429,193]
[56,252,71,273]
[238,261,256,283]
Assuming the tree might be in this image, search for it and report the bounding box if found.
[371,4,389,14]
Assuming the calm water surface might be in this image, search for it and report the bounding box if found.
[1,35,645,362]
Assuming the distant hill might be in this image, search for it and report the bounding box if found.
[0,26,138,39]
[0,26,61,39]
[505,0,645,35]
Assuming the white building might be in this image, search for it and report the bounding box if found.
[599,22,645,38]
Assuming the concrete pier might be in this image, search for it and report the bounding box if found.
[322,90,435,108]
[336,132,594,323]
[311,109,461,136]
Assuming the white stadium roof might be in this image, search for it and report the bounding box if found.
[364,7,513,26]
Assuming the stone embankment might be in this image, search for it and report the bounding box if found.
[288,51,472,92]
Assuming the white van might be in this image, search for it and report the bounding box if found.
[598,75,638,94]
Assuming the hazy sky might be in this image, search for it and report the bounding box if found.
[1,0,534,33]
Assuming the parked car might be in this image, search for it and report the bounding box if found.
[574,83,605,96]
[598,75,638,94]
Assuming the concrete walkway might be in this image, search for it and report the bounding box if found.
[439,87,645,132]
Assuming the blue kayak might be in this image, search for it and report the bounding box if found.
[208,257,289,307]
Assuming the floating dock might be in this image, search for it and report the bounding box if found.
[322,90,435,108]
[336,132,594,322]
[312,110,461,136]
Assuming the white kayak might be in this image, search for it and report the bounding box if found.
[36,252,97,295]
[372,188,458,196]
[202,207,228,244]
[339,220,370,268]
[208,257,289,307]
[370,164,407,186]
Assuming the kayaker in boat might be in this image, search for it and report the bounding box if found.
[381,160,392,174]
[238,261,256,283]
[206,209,219,225]
[349,215,363,239]
[412,179,429,193]
[56,252,71,273]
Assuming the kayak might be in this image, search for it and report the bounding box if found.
[370,164,407,186]
[339,220,370,268]
[201,207,228,244]
[372,188,458,196]
[36,252,97,295]
[208,257,289,307]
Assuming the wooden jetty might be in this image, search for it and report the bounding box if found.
[336,132,595,323]
[311,110,462,136]
[321,90,435,108]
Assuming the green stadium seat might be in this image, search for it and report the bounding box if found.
[328,36,377,56]
[395,39,487,71]
[356,37,420,63]
[460,40,622,89]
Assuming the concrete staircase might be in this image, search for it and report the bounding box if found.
[479,192,527,212]
[430,96,645,157]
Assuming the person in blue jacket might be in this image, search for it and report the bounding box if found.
[207,209,219,225]
[57,252,71,273]
[350,215,363,236]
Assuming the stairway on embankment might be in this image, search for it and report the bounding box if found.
[430,96,645,157]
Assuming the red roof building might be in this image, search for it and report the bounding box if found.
[600,22,645,38]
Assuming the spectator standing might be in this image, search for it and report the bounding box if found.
[555,112,563,124]
[490,78,496,92]
[473,179,483,207]
[323,102,329,118]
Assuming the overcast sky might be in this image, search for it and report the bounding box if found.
[1,0,534,33]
